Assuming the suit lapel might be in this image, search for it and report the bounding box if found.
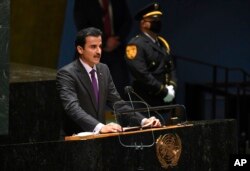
[75,60,99,111]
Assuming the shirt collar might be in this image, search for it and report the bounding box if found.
[79,58,97,74]
[143,32,157,43]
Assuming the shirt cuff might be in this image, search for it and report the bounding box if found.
[93,123,105,134]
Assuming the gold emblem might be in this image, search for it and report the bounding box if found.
[156,133,182,169]
[126,45,137,59]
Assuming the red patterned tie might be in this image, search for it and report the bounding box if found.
[102,0,112,37]
[90,69,99,104]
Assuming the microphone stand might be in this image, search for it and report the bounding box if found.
[124,87,146,171]
[117,104,186,118]
[128,88,167,125]
[124,86,187,126]
[135,144,144,171]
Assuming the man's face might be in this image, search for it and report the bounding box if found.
[142,15,162,33]
[77,35,102,67]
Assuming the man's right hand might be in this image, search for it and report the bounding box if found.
[100,122,122,133]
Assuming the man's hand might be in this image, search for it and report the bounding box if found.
[142,116,161,127]
[163,85,175,102]
[100,122,122,133]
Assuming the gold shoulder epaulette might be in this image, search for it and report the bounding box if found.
[158,36,170,54]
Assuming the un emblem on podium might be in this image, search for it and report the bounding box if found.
[156,133,182,169]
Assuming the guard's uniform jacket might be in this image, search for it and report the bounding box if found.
[125,33,177,106]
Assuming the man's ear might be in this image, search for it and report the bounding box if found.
[76,45,84,55]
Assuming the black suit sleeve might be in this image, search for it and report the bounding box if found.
[56,68,100,132]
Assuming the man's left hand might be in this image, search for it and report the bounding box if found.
[142,116,161,127]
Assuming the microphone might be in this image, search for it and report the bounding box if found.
[124,86,134,94]
[124,86,135,111]
[124,86,166,125]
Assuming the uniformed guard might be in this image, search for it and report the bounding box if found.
[125,2,177,107]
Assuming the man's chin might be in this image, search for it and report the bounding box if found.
[94,60,100,64]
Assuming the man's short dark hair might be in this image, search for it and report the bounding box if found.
[75,27,102,47]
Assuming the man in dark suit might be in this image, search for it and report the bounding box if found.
[125,3,177,107]
[56,27,161,135]
[74,0,131,98]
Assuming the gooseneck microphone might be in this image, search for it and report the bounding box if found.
[124,86,135,111]
[124,86,134,94]
[124,86,166,125]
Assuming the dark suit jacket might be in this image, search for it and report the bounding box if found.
[56,59,144,135]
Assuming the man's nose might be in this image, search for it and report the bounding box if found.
[97,47,102,53]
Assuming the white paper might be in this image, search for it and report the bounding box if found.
[75,132,94,137]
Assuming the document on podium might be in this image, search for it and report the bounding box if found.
[74,132,94,136]
[122,126,142,132]
[122,121,159,132]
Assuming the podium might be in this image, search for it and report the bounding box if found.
[8,63,62,144]
[0,119,237,171]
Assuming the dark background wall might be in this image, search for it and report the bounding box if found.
[159,0,250,104]
[59,0,250,105]
[1,0,250,139]
[8,0,250,103]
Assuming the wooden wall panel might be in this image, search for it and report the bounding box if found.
[11,0,67,68]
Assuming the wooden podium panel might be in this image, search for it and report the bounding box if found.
[0,119,237,171]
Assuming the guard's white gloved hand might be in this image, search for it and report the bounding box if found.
[163,85,175,102]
